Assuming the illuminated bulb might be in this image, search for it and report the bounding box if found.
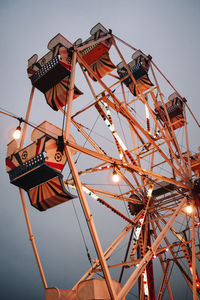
[186,204,193,214]
[13,126,21,139]
[147,186,153,197]
[165,248,169,252]
[112,170,120,183]
[153,255,157,259]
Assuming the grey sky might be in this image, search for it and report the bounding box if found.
[0,0,200,299]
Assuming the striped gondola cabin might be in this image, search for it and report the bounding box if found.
[27,34,83,111]
[117,50,153,96]
[76,23,116,81]
[155,92,185,130]
[6,121,76,211]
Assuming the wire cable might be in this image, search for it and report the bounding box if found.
[71,199,93,266]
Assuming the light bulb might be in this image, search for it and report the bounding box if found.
[185,204,193,214]
[13,126,21,139]
[112,170,120,183]
[147,185,153,197]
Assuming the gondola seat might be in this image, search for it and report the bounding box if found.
[152,181,175,197]
[6,121,76,210]
[27,34,83,111]
[117,50,153,96]
[155,92,184,130]
[76,23,116,80]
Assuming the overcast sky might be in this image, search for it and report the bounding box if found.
[0,0,200,299]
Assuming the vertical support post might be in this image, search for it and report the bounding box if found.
[119,228,134,283]
[64,50,77,140]
[19,86,35,150]
[151,219,174,300]
[157,260,170,300]
[19,189,48,289]
[18,86,47,287]
[183,104,192,176]
[64,50,117,299]
[191,198,198,300]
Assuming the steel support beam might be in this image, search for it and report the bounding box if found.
[19,189,47,289]
[157,260,170,300]
[192,198,198,300]
[19,86,35,150]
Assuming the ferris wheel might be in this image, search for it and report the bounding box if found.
[5,23,200,300]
